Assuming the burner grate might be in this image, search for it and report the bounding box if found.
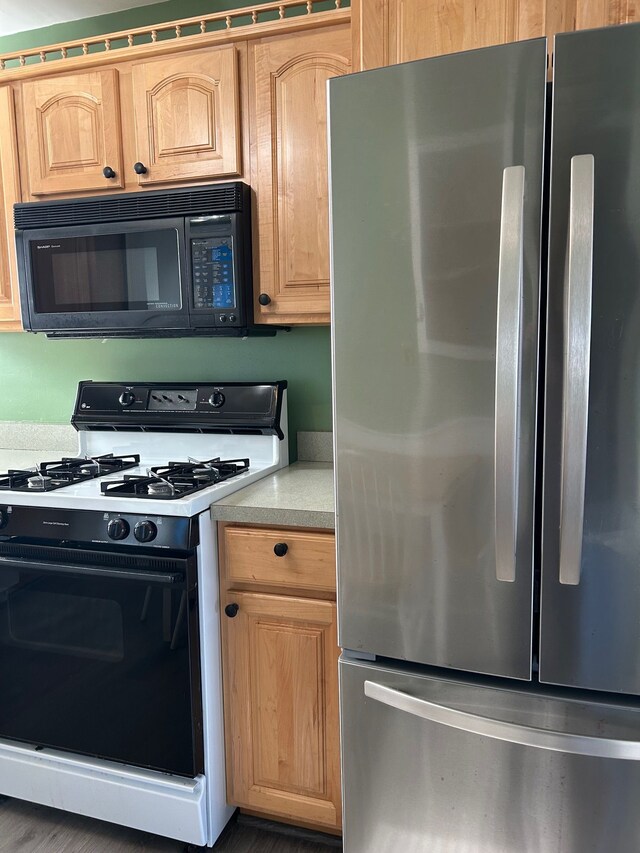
[100,457,250,500]
[0,453,140,492]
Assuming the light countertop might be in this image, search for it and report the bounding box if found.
[210,462,335,530]
[0,449,74,472]
[0,423,78,474]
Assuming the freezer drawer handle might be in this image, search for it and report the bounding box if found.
[364,680,640,760]
[559,154,595,586]
[494,165,525,583]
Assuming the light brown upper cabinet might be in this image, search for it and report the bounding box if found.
[130,48,241,186]
[19,46,241,198]
[352,0,640,70]
[250,26,351,325]
[545,0,640,40]
[0,87,23,330]
[21,69,124,196]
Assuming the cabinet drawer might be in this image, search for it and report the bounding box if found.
[224,526,335,592]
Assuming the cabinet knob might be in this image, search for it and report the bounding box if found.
[133,162,148,175]
[225,603,239,618]
[273,542,288,557]
[102,165,116,179]
[258,293,272,306]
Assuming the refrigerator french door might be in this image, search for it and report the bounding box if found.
[330,38,547,680]
[540,23,640,695]
[330,20,640,853]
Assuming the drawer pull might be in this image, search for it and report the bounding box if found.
[273,542,288,557]
[102,165,116,179]
[225,603,239,618]
[133,161,148,175]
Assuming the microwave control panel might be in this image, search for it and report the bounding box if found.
[191,236,236,311]
[189,211,247,329]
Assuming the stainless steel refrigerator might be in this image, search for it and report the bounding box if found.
[329,23,640,852]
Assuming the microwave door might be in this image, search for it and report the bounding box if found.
[19,218,189,334]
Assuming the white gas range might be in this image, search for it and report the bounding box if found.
[0,380,288,848]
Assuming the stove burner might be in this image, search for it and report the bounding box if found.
[27,475,53,490]
[0,453,141,493]
[147,481,174,496]
[100,457,250,500]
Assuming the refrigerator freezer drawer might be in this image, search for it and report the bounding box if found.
[341,658,640,853]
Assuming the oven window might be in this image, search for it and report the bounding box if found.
[8,585,124,662]
[30,230,182,313]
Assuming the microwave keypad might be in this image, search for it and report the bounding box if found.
[192,237,236,310]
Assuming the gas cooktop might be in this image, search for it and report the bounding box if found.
[0,381,289,518]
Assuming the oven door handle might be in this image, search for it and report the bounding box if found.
[0,556,184,585]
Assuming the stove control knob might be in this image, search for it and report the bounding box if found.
[209,391,225,408]
[134,520,157,543]
[0,507,8,530]
[119,390,136,407]
[107,518,130,540]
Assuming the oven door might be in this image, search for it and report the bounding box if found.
[17,218,189,335]
[0,546,202,777]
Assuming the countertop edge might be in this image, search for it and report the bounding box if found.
[211,505,335,530]
[210,461,335,530]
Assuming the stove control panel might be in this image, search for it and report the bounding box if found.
[73,381,287,439]
[148,389,197,411]
[0,505,197,551]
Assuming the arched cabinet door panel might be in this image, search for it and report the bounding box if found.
[251,26,351,324]
[131,47,241,185]
[22,69,124,196]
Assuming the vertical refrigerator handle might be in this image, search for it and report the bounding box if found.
[494,165,525,583]
[559,154,595,586]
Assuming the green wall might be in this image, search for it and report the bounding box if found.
[0,1,334,455]
[0,330,332,442]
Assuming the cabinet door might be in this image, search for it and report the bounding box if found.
[546,0,638,35]
[353,0,640,72]
[0,87,22,330]
[389,0,542,63]
[252,27,351,324]
[353,0,543,69]
[131,48,240,186]
[21,69,124,196]
[222,591,341,830]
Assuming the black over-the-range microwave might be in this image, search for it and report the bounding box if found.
[15,182,276,338]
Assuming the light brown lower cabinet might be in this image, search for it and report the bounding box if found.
[219,524,341,832]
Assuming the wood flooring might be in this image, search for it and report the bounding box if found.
[0,798,342,852]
